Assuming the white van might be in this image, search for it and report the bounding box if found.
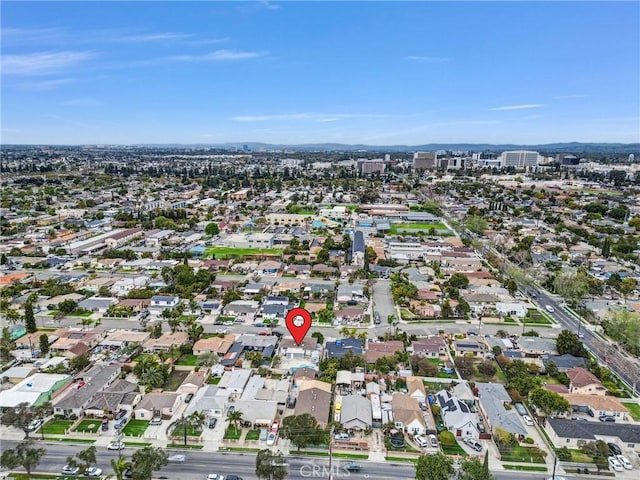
[413,435,428,448]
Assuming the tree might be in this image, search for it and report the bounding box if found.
[39,333,50,356]
[441,300,453,318]
[24,302,37,333]
[556,329,587,357]
[0,401,52,438]
[545,360,558,377]
[227,409,244,431]
[529,387,570,416]
[415,452,453,480]
[0,440,45,476]
[448,273,470,289]
[601,235,611,258]
[58,299,78,315]
[459,453,494,480]
[255,448,287,480]
[110,457,129,480]
[76,446,97,473]
[280,413,326,451]
[553,269,589,307]
[604,309,640,356]
[477,360,497,377]
[311,331,324,345]
[130,446,167,480]
[197,352,219,367]
[454,356,475,378]
[70,352,91,371]
[175,412,206,446]
[205,222,220,236]
[466,215,487,235]
[0,327,13,362]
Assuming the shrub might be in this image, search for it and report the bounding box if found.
[438,430,455,446]
[524,437,535,444]
[556,447,571,461]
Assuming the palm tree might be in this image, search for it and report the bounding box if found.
[110,457,129,480]
[227,409,244,431]
[187,323,204,343]
[175,412,206,445]
[167,316,181,334]
[196,352,219,367]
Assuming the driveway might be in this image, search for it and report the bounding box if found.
[372,279,395,325]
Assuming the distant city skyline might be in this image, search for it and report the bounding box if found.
[1,1,639,145]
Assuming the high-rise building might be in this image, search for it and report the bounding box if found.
[413,152,438,170]
[500,150,540,169]
[357,159,386,175]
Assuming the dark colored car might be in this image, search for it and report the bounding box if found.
[608,443,622,456]
[343,462,362,472]
[184,393,194,403]
[208,418,217,429]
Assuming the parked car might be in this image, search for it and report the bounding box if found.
[413,435,428,448]
[428,434,438,448]
[599,415,615,422]
[463,438,482,452]
[343,462,362,472]
[208,418,217,429]
[107,441,125,450]
[26,419,42,431]
[608,442,622,456]
[168,454,186,463]
[61,465,80,475]
[150,416,162,425]
[85,466,103,477]
[334,433,350,441]
[522,415,534,426]
[184,393,194,403]
[616,454,633,470]
[608,456,623,472]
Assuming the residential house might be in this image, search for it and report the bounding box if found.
[558,393,630,420]
[495,302,527,318]
[99,330,150,350]
[409,301,440,318]
[221,335,278,367]
[407,376,427,404]
[77,296,117,314]
[567,367,606,396]
[411,336,447,358]
[476,382,527,436]
[192,334,235,356]
[547,417,640,453]
[541,354,587,373]
[53,364,121,418]
[454,339,486,358]
[0,373,70,408]
[150,295,180,312]
[518,337,558,357]
[142,332,189,353]
[279,337,320,362]
[84,379,141,417]
[392,393,426,435]
[340,394,373,430]
[217,369,252,394]
[365,341,404,363]
[222,300,259,322]
[178,372,207,396]
[134,392,181,420]
[117,298,151,313]
[335,307,365,323]
[295,386,332,428]
[336,284,366,304]
[435,389,480,439]
[183,385,228,419]
[256,261,282,276]
[325,338,364,359]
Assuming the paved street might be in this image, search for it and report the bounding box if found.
[0,439,575,480]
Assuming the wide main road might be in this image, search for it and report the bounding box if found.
[2,440,570,480]
[533,287,640,394]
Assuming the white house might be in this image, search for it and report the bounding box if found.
[495,302,527,318]
[150,295,180,312]
[392,393,426,435]
[435,390,480,439]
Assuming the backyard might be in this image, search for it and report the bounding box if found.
[622,402,640,421]
[176,354,199,366]
[390,223,449,235]
[163,370,189,391]
[121,419,149,437]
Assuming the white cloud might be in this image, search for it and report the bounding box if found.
[261,1,282,10]
[2,51,96,75]
[169,50,265,62]
[405,55,453,63]
[489,104,544,111]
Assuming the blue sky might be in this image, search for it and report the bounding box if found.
[2,1,639,145]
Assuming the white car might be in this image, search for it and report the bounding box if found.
[522,415,534,426]
[26,419,43,431]
[545,477,566,480]
[61,465,80,475]
[107,441,125,450]
[616,454,633,470]
[413,435,428,448]
[168,454,186,463]
[608,456,623,472]
[545,305,555,313]
[85,467,103,477]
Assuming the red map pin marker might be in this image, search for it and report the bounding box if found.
[285,307,312,346]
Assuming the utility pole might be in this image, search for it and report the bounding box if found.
[328,425,334,480]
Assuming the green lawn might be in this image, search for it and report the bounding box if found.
[499,445,547,464]
[503,465,548,472]
[73,419,102,433]
[440,441,468,456]
[566,449,596,463]
[399,308,416,319]
[42,437,96,443]
[172,424,203,437]
[176,354,198,366]
[622,402,640,421]
[205,246,283,259]
[208,376,221,385]
[390,223,448,235]
[121,419,149,437]
[224,427,242,440]
[167,443,204,449]
[41,419,73,434]
[245,429,261,441]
